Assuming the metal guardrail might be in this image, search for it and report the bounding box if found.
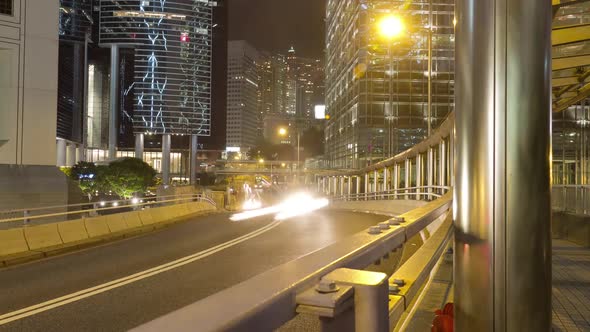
[133,192,452,332]
[331,186,452,202]
[0,193,217,226]
[552,185,590,216]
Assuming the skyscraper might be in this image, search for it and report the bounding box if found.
[226,40,261,153]
[325,0,455,169]
[99,0,214,183]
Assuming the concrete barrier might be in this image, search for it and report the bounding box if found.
[0,228,29,256]
[57,219,89,244]
[123,212,143,229]
[24,224,63,251]
[84,216,110,238]
[330,200,427,216]
[105,214,129,233]
[1,200,218,265]
[138,210,155,226]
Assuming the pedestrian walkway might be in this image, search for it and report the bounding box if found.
[553,239,590,332]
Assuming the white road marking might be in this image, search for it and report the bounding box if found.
[0,220,282,325]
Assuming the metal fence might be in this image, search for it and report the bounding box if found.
[0,193,216,228]
[552,185,590,216]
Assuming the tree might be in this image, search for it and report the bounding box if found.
[68,162,105,200]
[102,158,156,199]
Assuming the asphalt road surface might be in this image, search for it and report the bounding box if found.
[0,209,388,331]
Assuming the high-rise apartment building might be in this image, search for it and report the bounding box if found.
[226,40,261,152]
[325,0,455,169]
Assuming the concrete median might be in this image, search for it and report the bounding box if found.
[0,228,29,256]
[84,216,110,238]
[1,200,217,267]
[24,224,64,251]
[58,219,90,244]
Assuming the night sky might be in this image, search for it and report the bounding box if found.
[228,0,326,59]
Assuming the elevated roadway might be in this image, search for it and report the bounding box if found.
[0,209,392,331]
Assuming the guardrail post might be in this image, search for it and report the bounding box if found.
[415,154,421,200]
[393,164,399,199]
[322,268,389,332]
[356,176,361,201]
[439,140,446,195]
[404,159,410,200]
[23,210,30,225]
[427,147,434,200]
[364,173,369,201]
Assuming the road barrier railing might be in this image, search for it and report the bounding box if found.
[0,193,217,227]
[133,192,452,332]
[331,186,452,202]
[552,185,590,216]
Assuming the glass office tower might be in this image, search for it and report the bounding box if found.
[325,0,454,169]
[99,0,212,136]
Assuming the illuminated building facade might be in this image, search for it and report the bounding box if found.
[99,0,214,184]
[226,40,261,153]
[325,0,455,169]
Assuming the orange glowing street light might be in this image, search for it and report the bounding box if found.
[278,127,288,136]
[378,14,405,40]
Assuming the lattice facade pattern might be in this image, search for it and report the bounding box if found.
[100,0,212,136]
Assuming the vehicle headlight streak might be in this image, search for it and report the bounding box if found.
[230,193,330,222]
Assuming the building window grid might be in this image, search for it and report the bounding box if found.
[0,0,12,15]
[325,0,454,169]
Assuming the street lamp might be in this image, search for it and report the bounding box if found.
[377,9,433,156]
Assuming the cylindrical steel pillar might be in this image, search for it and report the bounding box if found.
[415,155,422,200]
[427,148,434,196]
[373,170,378,193]
[161,134,171,185]
[364,173,369,197]
[383,167,389,192]
[439,140,446,189]
[135,134,144,160]
[109,45,119,160]
[190,135,198,185]
[56,139,67,167]
[455,0,552,330]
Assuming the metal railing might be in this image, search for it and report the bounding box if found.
[552,185,590,216]
[133,192,453,332]
[331,186,452,202]
[0,193,216,227]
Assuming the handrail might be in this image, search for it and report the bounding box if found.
[331,186,452,202]
[552,184,590,216]
[132,192,452,332]
[0,194,217,225]
[0,193,204,215]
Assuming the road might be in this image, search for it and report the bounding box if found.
[0,209,388,331]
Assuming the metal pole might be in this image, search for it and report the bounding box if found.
[427,0,433,137]
[404,159,410,200]
[439,140,446,191]
[393,164,399,199]
[109,45,119,160]
[415,154,421,200]
[455,0,552,330]
[161,134,171,185]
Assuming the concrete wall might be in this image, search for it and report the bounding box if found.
[0,0,59,166]
[330,200,428,216]
[553,212,590,247]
